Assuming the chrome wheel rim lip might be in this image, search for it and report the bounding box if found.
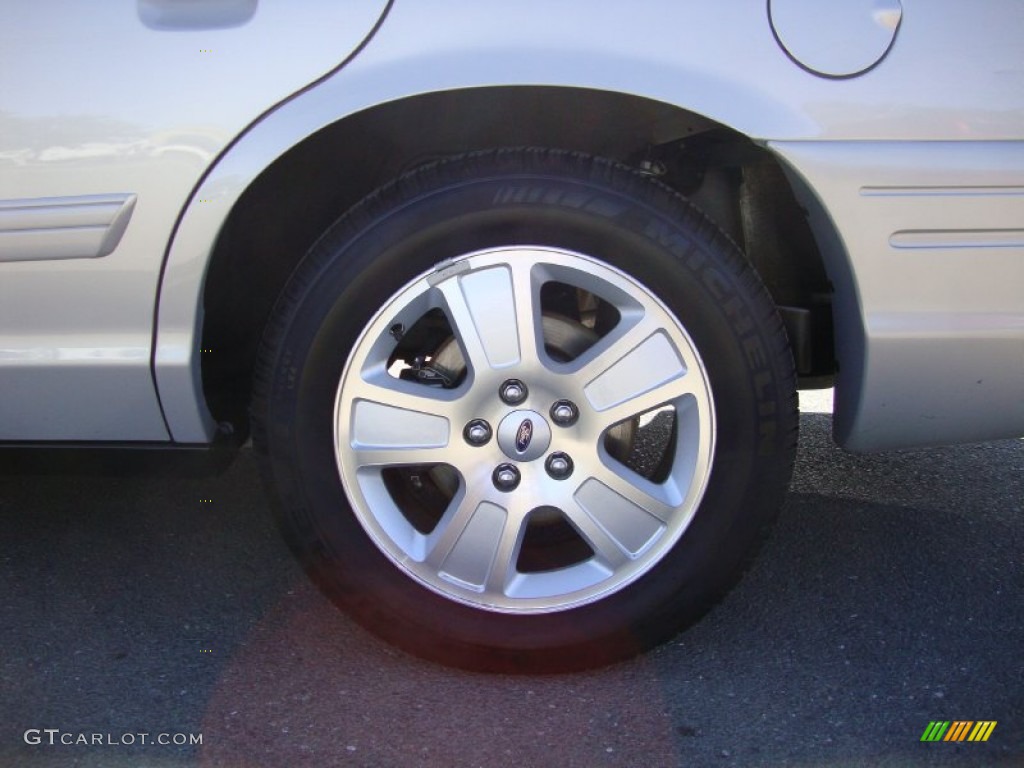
[333,246,716,614]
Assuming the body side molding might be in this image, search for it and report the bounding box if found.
[0,194,137,263]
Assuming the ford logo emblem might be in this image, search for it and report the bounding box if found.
[515,419,533,453]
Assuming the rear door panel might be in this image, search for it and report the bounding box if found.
[0,0,389,440]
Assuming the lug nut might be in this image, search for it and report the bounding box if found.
[463,419,492,446]
[492,463,521,492]
[499,379,528,405]
[550,399,579,427]
[545,452,574,480]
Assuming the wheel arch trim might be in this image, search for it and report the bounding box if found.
[152,54,825,442]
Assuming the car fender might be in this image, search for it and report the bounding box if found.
[154,0,1024,443]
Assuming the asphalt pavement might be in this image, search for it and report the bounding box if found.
[1,392,1021,767]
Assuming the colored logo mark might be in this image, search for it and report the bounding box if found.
[920,721,997,742]
[515,419,533,453]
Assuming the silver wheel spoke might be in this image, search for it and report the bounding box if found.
[342,377,466,471]
[424,487,489,571]
[577,324,692,413]
[484,515,526,595]
[570,312,662,385]
[592,372,701,433]
[437,502,508,591]
[351,445,451,469]
[344,377,460,424]
[560,497,632,570]
[347,397,451,461]
[572,472,671,557]
[587,462,679,523]
[426,492,526,597]
[436,259,542,372]
[349,398,449,443]
[507,258,544,368]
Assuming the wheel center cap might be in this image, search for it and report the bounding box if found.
[497,410,552,462]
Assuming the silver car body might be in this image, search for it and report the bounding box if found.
[2,0,1022,450]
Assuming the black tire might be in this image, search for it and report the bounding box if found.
[252,148,797,671]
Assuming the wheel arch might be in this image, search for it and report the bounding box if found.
[156,85,841,442]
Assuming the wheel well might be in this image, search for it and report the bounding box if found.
[201,86,834,434]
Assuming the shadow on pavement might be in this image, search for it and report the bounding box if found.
[1,413,1020,766]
